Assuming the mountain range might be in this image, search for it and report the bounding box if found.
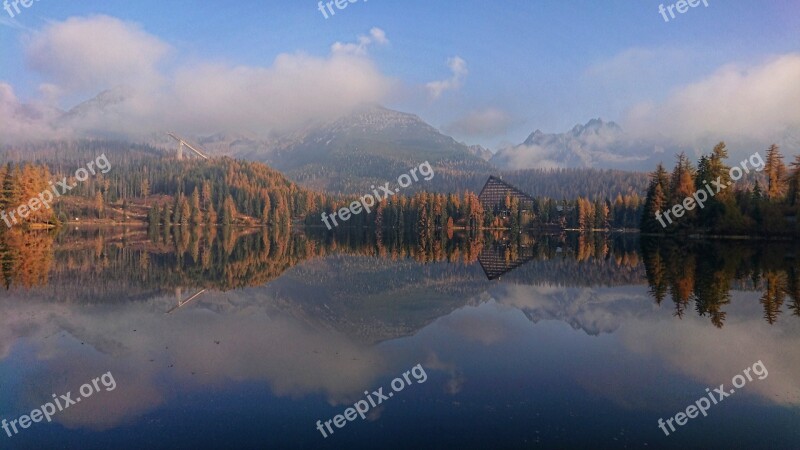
[9,88,668,196]
[202,104,497,193]
[187,107,652,195]
[490,118,687,171]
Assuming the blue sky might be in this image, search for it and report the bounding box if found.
[1,0,798,149]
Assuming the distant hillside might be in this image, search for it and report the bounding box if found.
[224,105,496,194]
[13,88,788,199]
[204,109,647,198]
[41,92,654,198]
[5,103,654,204]
[230,109,649,197]
[3,142,650,213]
[499,168,649,200]
[0,140,321,228]
[445,168,648,200]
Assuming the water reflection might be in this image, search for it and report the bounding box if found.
[1,228,800,448]
[2,229,800,329]
[0,229,55,289]
[641,237,800,327]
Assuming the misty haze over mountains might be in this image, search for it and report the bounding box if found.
[0,87,654,196]
[8,85,790,177]
[490,118,690,171]
[2,13,799,188]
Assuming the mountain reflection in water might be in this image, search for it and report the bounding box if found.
[1,227,799,449]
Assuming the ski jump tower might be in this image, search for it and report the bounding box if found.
[167,133,210,160]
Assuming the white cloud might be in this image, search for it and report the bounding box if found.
[494,143,566,170]
[1,18,395,141]
[331,27,388,56]
[491,283,800,409]
[443,107,513,137]
[0,290,395,428]
[623,53,800,145]
[426,56,467,99]
[617,301,800,408]
[164,52,392,135]
[25,15,170,93]
[0,82,66,141]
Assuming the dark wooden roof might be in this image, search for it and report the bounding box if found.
[478,243,536,280]
[478,176,536,206]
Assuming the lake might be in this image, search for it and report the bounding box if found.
[1,227,799,449]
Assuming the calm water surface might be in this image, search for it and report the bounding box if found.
[1,228,799,449]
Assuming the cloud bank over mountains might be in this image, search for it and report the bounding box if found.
[491,53,800,170]
[623,54,800,146]
[1,14,798,171]
[25,15,170,93]
[3,16,395,141]
[490,118,677,171]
